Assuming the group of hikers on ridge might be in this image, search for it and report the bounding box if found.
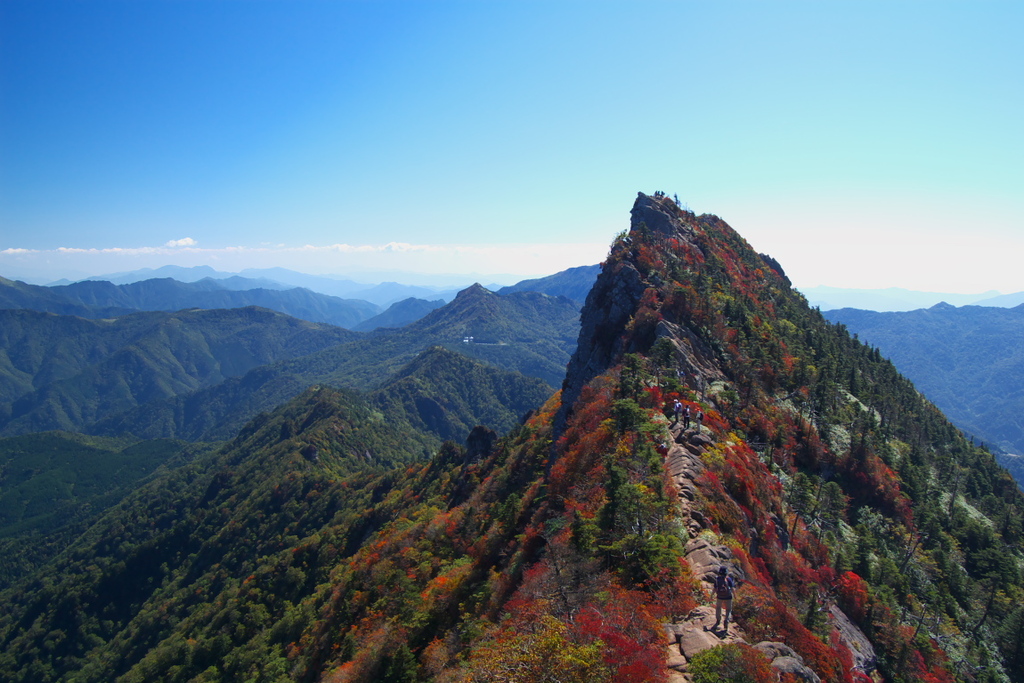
[669,371,736,635]
[668,385,735,635]
[672,399,703,432]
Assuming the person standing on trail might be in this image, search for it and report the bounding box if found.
[712,565,735,634]
[683,405,691,430]
[696,409,704,433]
[673,399,683,424]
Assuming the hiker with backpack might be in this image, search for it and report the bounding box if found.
[673,399,683,425]
[696,409,704,433]
[712,565,735,633]
[683,405,691,430]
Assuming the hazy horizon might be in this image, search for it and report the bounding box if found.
[0,255,580,289]
[4,262,1020,313]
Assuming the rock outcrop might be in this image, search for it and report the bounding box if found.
[829,604,877,673]
[553,258,647,442]
[630,191,697,239]
[554,192,721,444]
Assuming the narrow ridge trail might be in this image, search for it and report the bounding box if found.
[661,419,824,682]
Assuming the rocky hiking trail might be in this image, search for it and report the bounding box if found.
[660,418,831,682]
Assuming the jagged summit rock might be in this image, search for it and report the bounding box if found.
[555,191,721,441]
[630,191,698,238]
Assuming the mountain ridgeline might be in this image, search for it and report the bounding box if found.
[352,297,446,332]
[0,286,579,441]
[1,192,1022,683]
[90,285,577,442]
[0,276,381,328]
[497,263,600,307]
[0,307,358,437]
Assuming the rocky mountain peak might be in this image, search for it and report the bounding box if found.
[629,191,696,238]
[554,191,714,441]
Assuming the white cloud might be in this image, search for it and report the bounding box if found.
[165,237,197,248]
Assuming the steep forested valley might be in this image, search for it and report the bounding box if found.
[1,193,1022,683]
[823,304,1024,487]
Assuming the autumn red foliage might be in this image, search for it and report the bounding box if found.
[835,571,870,625]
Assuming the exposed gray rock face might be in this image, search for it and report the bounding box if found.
[630,192,696,239]
[753,641,801,661]
[553,192,710,446]
[771,655,822,682]
[665,605,747,665]
[753,642,822,683]
[685,537,745,585]
[555,258,647,436]
[687,431,715,450]
[655,320,724,383]
[829,604,877,673]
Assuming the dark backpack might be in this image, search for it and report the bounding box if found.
[715,574,734,600]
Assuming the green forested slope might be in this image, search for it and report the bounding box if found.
[88,286,579,441]
[0,386,439,683]
[369,345,553,442]
[89,366,320,442]
[0,308,357,437]
[824,304,1024,459]
[0,432,208,588]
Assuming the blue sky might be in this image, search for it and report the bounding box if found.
[1,1,1021,291]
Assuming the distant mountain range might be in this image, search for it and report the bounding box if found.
[52,265,473,307]
[1,275,381,328]
[0,275,132,318]
[498,263,600,306]
[0,283,580,443]
[800,285,1024,311]
[4,262,602,330]
[31,262,1024,313]
[824,303,1024,466]
[94,285,579,442]
[49,264,610,307]
[352,297,446,331]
